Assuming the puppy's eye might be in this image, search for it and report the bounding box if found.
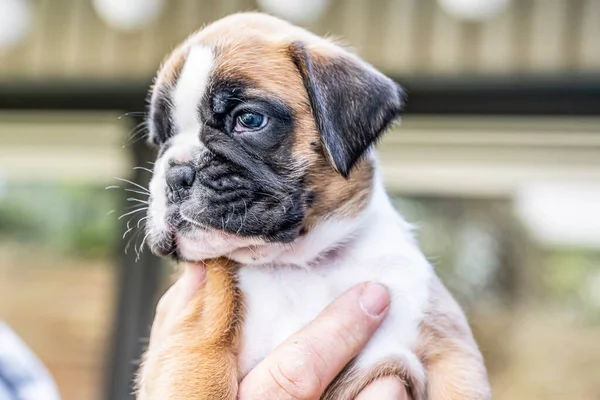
[234,112,268,132]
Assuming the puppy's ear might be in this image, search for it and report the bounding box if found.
[289,41,404,177]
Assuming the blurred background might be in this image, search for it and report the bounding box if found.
[0,0,599,399]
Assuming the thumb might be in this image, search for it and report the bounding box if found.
[356,377,410,400]
[150,262,206,342]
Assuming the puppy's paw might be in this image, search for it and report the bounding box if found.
[136,260,242,400]
[137,335,239,400]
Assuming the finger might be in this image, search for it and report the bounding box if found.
[150,263,206,341]
[356,377,410,400]
[168,263,206,316]
[239,282,390,400]
[152,280,177,329]
[149,282,177,342]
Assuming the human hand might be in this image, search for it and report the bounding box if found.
[145,263,410,399]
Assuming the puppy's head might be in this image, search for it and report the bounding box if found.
[145,13,403,261]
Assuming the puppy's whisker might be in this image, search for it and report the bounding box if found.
[127,197,150,205]
[225,204,234,226]
[241,199,248,233]
[123,218,141,255]
[105,185,121,190]
[118,111,148,120]
[244,245,260,259]
[132,224,146,260]
[138,232,151,260]
[125,188,151,197]
[133,166,154,174]
[119,207,148,220]
[124,229,136,255]
[123,221,135,239]
[124,203,148,211]
[180,206,208,228]
[114,177,151,194]
[123,120,150,147]
[137,216,148,229]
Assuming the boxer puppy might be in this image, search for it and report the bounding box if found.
[137,12,491,400]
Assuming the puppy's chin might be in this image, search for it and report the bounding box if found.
[166,227,267,262]
[175,229,240,261]
[145,198,302,263]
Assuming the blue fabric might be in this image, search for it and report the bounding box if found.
[0,321,60,400]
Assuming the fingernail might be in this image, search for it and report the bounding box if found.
[359,283,390,317]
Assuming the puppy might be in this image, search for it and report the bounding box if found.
[138,12,490,400]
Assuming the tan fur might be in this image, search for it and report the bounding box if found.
[152,44,187,96]
[138,258,243,400]
[414,277,491,400]
[140,12,489,400]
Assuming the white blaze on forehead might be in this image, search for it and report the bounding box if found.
[149,45,213,233]
[173,45,214,134]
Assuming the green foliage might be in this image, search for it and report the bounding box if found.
[0,201,41,241]
[0,182,119,259]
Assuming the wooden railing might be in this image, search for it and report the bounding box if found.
[0,0,599,80]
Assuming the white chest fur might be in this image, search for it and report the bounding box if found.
[236,182,433,377]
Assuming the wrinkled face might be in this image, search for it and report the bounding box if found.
[145,13,403,261]
[147,43,308,260]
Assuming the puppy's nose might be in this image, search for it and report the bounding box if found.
[166,165,196,192]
